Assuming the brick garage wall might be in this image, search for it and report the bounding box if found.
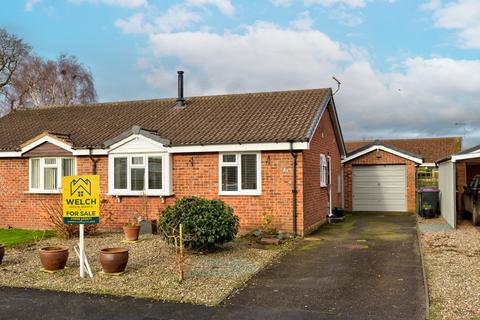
[343,150,417,212]
[0,152,301,234]
[302,105,342,234]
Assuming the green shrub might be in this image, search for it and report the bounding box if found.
[159,196,239,251]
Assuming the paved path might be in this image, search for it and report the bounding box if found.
[0,212,426,320]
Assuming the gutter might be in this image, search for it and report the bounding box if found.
[290,141,298,236]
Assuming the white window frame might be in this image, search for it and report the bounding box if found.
[29,157,77,193]
[320,154,327,188]
[219,152,262,196]
[108,153,171,196]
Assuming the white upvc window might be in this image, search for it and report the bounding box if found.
[320,154,327,187]
[29,157,76,193]
[108,153,171,196]
[219,152,261,196]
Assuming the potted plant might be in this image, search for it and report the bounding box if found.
[99,247,129,273]
[38,245,69,271]
[123,218,141,241]
[0,243,4,265]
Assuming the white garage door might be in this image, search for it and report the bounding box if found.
[353,165,407,212]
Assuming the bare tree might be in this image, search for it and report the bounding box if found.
[3,54,97,112]
[0,29,97,114]
[0,28,30,90]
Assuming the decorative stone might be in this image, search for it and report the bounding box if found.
[252,229,263,237]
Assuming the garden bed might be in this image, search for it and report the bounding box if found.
[0,232,290,306]
[418,217,480,320]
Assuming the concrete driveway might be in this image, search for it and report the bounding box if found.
[223,211,427,319]
[0,212,426,320]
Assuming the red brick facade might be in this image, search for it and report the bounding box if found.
[343,150,417,213]
[0,110,342,236]
[302,109,342,233]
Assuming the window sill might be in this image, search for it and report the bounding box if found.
[26,190,61,194]
[107,191,174,197]
[219,191,262,196]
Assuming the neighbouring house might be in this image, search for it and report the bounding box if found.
[437,144,480,227]
[0,73,346,236]
[342,137,462,213]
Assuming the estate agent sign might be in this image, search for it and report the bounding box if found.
[62,175,100,224]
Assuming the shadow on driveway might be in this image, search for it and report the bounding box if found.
[0,212,426,320]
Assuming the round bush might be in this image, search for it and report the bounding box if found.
[159,196,239,251]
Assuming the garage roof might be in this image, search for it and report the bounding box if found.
[345,137,462,163]
[343,140,423,164]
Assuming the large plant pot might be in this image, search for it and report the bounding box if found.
[99,247,129,273]
[38,245,69,271]
[0,243,4,265]
[123,225,140,241]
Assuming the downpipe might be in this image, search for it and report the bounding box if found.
[290,141,298,236]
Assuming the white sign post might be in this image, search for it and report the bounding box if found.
[62,175,100,279]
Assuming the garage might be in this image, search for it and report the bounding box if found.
[353,165,407,212]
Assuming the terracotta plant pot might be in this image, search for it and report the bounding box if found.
[38,245,69,271]
[0,243,4,265]
[123,225,140,241]
[99,247,129,273]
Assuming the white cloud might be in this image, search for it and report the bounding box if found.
[271,0,295,7]
[330,9,364,26]
[186,0,235,15]
[25,0,42,11]
[116,5,202,34]
[68,0,147,8]
[142,21,351,95]
[304,0,368,8]
[423,0,480,48]
[115,13,146,34]
[289,11,314,30]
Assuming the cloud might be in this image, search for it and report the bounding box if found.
[304,0,368,8]
[186,0,235,15]
[25,0,42,11]
[68,0,147,8]
[289,11,314,30]
[271,0,295,7]
[330,9,364,26]
[116,5,202,34]
[423,0,480,49]
[115,7,480,146]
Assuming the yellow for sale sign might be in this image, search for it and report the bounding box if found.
[62,175,100,224]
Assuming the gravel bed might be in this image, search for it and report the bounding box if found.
[419,220,480,320]
[0,233,286,305]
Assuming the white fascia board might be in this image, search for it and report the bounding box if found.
[419,163,437,167]
[167,142,309,153]
[452,153,480,162]
[21,135,74,154]
[0,141,310,158]
[342,145,423,164]
[0,151,21,158]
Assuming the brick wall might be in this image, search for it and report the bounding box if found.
[302,105,342,233]
[0,152,304,234]
[343,150,417,212]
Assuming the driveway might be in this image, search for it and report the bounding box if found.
[0,212,426,320]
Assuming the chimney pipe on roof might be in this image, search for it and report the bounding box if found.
[175,70,186,109]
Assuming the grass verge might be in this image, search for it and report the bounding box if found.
[0,229,54,247]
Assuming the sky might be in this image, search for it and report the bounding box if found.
[1,0,479,147]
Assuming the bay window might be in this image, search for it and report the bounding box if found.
[29,157,76,193]
[109,154,168,196]
[219,152,261,195]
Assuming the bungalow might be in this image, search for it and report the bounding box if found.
[0,72,346,236]
[342,137,461,213]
